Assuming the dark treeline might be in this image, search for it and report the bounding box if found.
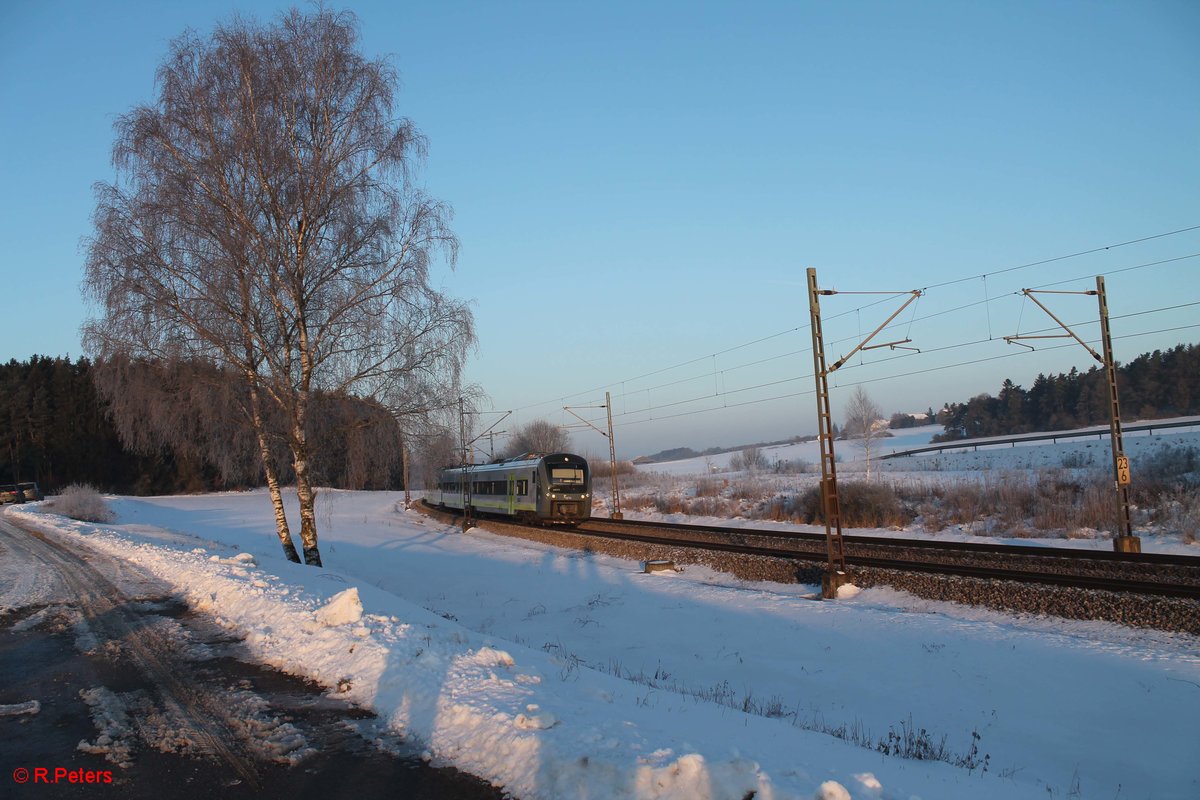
[0,355,405,494]
[889,410,936,430]
[934,343,1200,442]
[0,356,159,492]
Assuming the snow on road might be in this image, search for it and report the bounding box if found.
[5,490,1199,800]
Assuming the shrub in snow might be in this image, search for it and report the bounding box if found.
[789,482,907,528]
[45,484,115,523]
[625,444,1200,539]
[586,458,636,478]
[729,446,769,472]
[1138,444,1200,483]
[1159,488,1200,544]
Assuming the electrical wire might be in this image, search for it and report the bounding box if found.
[554,299,1199,431]
[604,291,1198,409]
[511,240,1199,417]
[820,252,1200,352]
[921,225,1200,291]
[482,224,1200,429]
[562,300,1197,429]
[598,321,1200,431]
[1030,252,1200,290]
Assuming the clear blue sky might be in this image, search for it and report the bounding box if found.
[2,0,1198,458]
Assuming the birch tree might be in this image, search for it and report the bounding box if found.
[504,420,570,459]
[844,386,884,479]
[83,8,473,566]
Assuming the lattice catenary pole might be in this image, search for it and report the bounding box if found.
[1004,276,1139,553]
[807,268,847,598]
[807,268,923,598]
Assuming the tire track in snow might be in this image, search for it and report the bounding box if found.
[0,516,264,789]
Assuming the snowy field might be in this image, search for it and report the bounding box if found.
[621,424,1200,554]
[638,422,1200,478]
[4,437,1200,800]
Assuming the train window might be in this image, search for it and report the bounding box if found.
[549,466,585,485]
[470,480,511,495]
[515,479,528,495]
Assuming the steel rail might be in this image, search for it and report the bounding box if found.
[573,519,1200,598]
[580,516,1199,567]
[419,501,1200,597]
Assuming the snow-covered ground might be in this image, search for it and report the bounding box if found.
[622,424,1200,554]
[639,422,1200,477]
[636,426,951,477]
[5,465,1199,799]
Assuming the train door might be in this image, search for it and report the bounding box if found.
[507,474,516,515]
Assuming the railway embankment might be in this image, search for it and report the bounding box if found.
[420,502,1200,634]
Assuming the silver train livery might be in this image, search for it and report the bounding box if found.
[432,452,591,525]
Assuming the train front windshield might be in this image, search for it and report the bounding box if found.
[549,465,586,491]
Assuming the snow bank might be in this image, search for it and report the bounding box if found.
[315,587,364,627]
[0,700,40,716]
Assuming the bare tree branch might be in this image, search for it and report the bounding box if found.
[844,386,885,480]
[83,8,474,567]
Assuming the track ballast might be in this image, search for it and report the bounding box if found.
[421,501,1200,633]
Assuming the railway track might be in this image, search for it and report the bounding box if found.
[421,501,1200,631]
[421,502,1200,600]
[575,517,1200,599]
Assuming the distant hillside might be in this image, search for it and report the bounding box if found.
[633,434,818,464]
[633,343,1199,461]
[633,447,702,464]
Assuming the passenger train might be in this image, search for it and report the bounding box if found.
[432,452,591,525]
